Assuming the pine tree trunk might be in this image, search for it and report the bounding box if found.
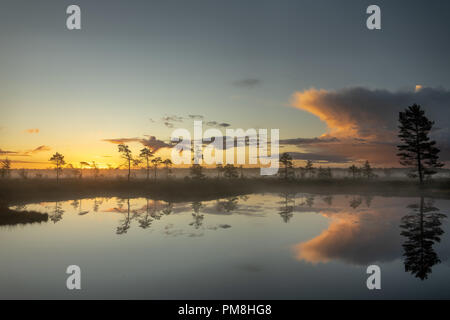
[415,123,423,184]
[127,159,131,182]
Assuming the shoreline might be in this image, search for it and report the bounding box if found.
[1,178,450,205]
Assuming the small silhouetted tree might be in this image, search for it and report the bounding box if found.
[151,157,162,179]
[49,152,65,183]
[305,160,315,178]
[216,163,224,178]
[0,158,11,179]
[91,161,100,179]
[190,164,205,180]
[118,144,133,181]
[279,153,293,180]
[79,161,90,179]
[223,164,239,179]
[397,104,443,184]
[139,147,154,180]
[348,164,360,179]
[317,166,332,179]
[361,160,376,179]
[298,167,306,179]
[163,159,172,178]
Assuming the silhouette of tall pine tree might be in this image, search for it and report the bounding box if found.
[397,104,443,184]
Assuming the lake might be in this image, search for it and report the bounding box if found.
[1,193,449,299]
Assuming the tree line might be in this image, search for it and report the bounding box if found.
[0,104,444,184]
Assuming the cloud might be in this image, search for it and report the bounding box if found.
[292,87,450,142]
[290,87,450,164]
[188,114,204,120]
[285,151,352,164]
[280,136,339,146]
[29,145,51,154]
[0,148,18,155]
[293,198,408,265]
[24,128,39,134]
[0,145,51,157]
[7,159,49,165]
[162,115,184,128]
[233,78,261,88]
[103,136,171,152]
[141,135,172,151]
[206,121,231,128]
[102,138,140,144]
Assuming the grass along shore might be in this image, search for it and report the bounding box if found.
[1,177,450,205]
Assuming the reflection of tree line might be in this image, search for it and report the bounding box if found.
[277,193,379,222]
[31,196,242,234]
[115,198,173,235]
[5,193,448,281]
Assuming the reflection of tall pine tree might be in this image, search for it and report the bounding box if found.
[400,197,446,280]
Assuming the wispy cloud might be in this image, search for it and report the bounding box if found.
[0,148,18,155]
[285,151,351,164]
[280,136,339,146]
[233,78,262,89]
[205,121,231,128]
[162,115,184,128]
[0,145,51,157]
[188,115,204,120]
[103,136,171,152]
[24,128,39,134]
[29,145,51,154]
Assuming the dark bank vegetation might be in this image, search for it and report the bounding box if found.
[1,176,450,206]
[0,202,48,226]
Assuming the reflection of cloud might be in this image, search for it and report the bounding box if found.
[293,200,407,265]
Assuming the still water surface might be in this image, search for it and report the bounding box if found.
[1,193,449,299]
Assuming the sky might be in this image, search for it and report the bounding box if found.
[1,0,450,169]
